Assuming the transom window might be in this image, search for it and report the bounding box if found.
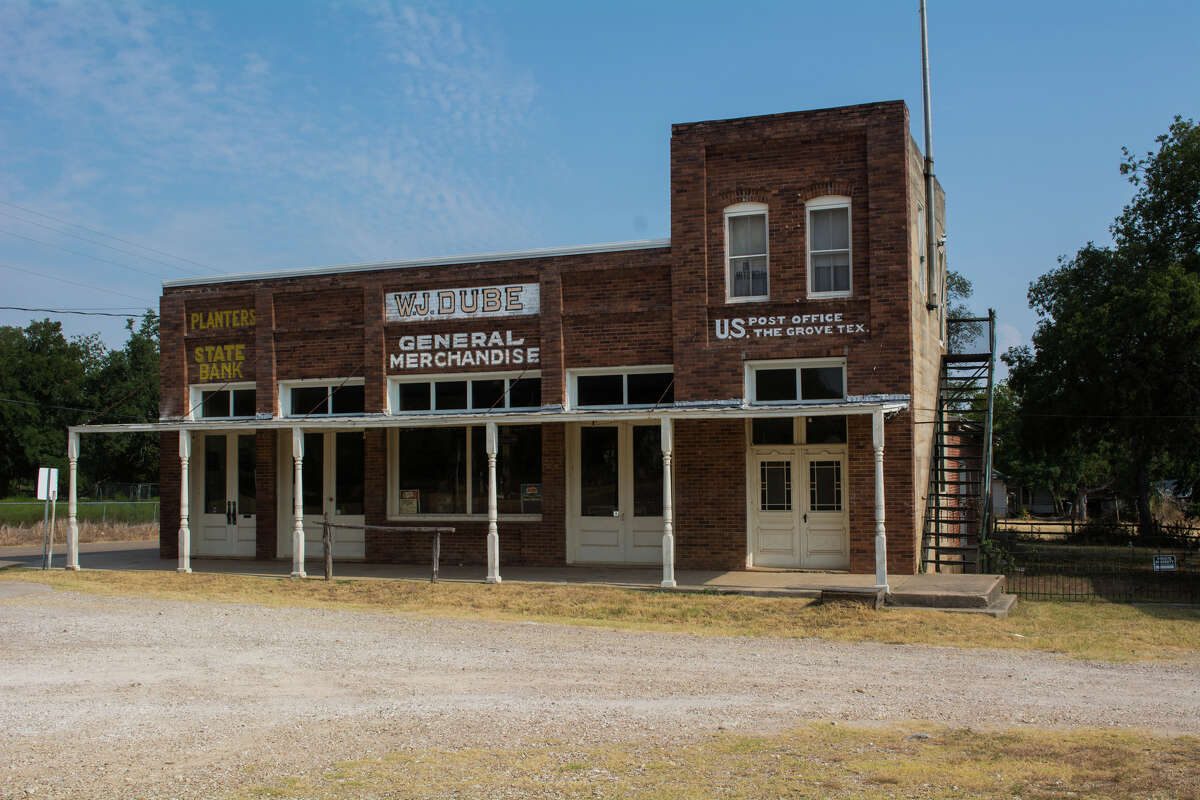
[389,372,541,413]
[190,383,255,419]
[747,360,845,404]
[807,196,851,297]
[725,203,769,301]
[280,380,365,417]
[390,425,542,516]
[569,367,674,409]
[750,415,847,445]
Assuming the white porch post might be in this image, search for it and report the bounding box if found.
[291,428,306,578]
[485,422,501,584]
[660,417,676,589]
[872,408,888,591]
[178,430,192,574]
[65,430,80,570]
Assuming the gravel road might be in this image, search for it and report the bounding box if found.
[1,582,1198,799]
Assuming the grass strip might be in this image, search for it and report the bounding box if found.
[2,568,1197,663]
[229,723,1200,800]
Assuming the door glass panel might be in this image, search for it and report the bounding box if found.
[335,432,364,515]
[760,461,791,511]
[203,435,227,514]
[579,426,618,516]
[302,432,324,515]
[809,461,843,511]
[632,426,663,517]
[237,435,256,516]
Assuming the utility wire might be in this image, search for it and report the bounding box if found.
[0,209,192,275]
[0,227,165,279]
[0,199,212,272]
[0,306,147,318]
[0,262,155,305]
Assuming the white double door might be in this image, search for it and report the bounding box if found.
[567,423,665,564]
[196,432,257,557]
[750,446,848,569]
[279,431,366,560]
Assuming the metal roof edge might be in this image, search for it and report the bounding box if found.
[162,238,673,288]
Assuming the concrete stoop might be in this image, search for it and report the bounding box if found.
[884,574,1018,618]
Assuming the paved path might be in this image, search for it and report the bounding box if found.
[1,583,1197,799]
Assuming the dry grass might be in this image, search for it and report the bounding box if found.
[0,521,156,547]
[3,568,1198,663]
[228,723,1200,799]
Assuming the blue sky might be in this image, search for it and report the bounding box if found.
[1,0,1197,359]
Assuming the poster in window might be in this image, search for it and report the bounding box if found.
[398,489,420,515]
[520,483,542,513]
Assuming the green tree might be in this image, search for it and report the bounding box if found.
[1005,117,1200,536]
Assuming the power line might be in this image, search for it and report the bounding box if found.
[0,262,155,305]
[0,306,147,318]
[0,227,165,279]
[0,209,191,275]
[0,396,100,414]
[0,199,212,272]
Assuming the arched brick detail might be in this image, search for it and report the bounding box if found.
[798,179,856,203]
[716,187,771,207]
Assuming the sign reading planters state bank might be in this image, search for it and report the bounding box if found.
[385,283,539,323]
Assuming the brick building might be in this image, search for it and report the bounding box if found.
[65,100,947,586]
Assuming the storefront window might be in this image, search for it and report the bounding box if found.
[470,426,542,514]
[395,428,467,513]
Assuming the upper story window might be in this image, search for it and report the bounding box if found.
[806,196,851,298]
[280,379,365,417]
[388,372,541,414]
[746,359,846,404]
[725,203,769,301]
[191,383,255,419]
[568,367,674,409]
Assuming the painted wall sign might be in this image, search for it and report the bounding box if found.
[714,313,867,341]
[389,329,540,371]
[190,309,255,331]
[385,283,539,322]
[194,343,249,380]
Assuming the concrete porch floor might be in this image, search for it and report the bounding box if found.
[0,540,1009,609]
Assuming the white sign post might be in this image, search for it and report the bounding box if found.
[37,467,59,570]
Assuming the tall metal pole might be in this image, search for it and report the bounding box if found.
[920,0,939,309]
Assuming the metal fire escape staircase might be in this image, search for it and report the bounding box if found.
[921,311,996,573]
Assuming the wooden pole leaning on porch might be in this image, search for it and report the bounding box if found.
[485,421,501,584]
[291,428,306,578]
[872,409,888,592]
[660,418,676,588]
[323,511,332,581]
[178,429,192,574]
[66,430,80,571]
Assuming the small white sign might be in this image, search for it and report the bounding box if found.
[386,283,539,323]
[1153,554,1177,572]
[36,467,59,500]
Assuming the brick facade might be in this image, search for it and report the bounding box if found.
[157,100,945,575]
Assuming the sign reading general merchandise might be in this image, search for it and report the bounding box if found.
[386,283,539,323]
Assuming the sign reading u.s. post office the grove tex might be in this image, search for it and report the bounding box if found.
[385,284,540,323]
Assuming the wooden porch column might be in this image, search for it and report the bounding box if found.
[660,417,676,588]
[485,422,501,584]
[65,430,80,570]
[291,428,306,578]
[178,429,192,574]
[872,408,888,591]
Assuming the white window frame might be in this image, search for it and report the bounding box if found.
[744,358,847,405]
[806,195,852,299]
[278,377,366,417]
[566,365,675,410]
[724,202,769,303]
[386,424,542,521]
[386,370,542,415]
[188,382,256,421]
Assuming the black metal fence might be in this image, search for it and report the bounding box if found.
[985,525,1200,603]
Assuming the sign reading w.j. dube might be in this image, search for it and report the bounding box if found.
[385,283,539,323]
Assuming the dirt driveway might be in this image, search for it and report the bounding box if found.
[2,582,1198,799]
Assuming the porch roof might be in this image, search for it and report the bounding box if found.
[69,395,908,435]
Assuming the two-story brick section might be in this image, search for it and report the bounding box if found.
[65,100,948,587]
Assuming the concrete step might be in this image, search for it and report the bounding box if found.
[886,573,1005,609]
[886,592,1018,619]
